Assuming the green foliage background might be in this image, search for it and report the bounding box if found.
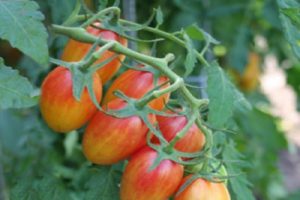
[0,0,300,200]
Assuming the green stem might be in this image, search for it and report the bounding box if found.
[80,41,116,71]
[62,0,82,26]
[196,117,213,171]
[51,24,209,125]
[81,7,121,28]
[119,19,209,67]
[135,77,183,109]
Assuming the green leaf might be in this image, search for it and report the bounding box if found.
[48,0,77,24]
[223,140,255,200]
[277,0,300,59]
[83,166,121,200]
[0,0,48,65]
[0,60,38,109]
[206,62,250,128]
[10,176,71,200]
[286,64,300,98]
[228,26,250,73]
[281,8,300,28]
[183,34,197,77]
[185,24,219,44]
[235,107,287,151]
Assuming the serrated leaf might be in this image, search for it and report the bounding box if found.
[206,62,250,128]
[183,34,197,77]
[0,60,38,109]
[155,6,164,27]
[223,140,255,200]
[0,0,48,65]
[185,24,219,44]
[277,0,300,59]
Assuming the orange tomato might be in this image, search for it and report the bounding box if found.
[40,66,102,133]
[103,68,170,110]
[61,22,127,84]
[153,113,206,154]
[175,175,231,200]
[82,99,155,165]
[121,147,184,200]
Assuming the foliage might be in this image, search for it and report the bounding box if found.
[0,0,299,200]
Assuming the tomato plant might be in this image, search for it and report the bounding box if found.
[120,147,184,200]
[40,66,102,133]
[1,0,297,200]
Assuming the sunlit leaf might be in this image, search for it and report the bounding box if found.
[0,0,48,65]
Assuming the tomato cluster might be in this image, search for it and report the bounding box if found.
[40,25,230,200]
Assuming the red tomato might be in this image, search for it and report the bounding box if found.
[120,147,184,200]
[175,175,231,200]
[103,68,170,110]
[61,22,127,84]
[82,99,155,165]
[152,114,205,153]
[40,66,102,133]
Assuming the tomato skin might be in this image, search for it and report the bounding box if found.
[61,22,127,84]
[82,99,155,165]
[120,147,184,200]
[40,66,102,133]
[103,69,170,110]
[175,175,231,200]
[153,114,205,153]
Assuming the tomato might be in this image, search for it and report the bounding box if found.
[61,22,127,84]
[152,114,205,153]
[40,66,102,133]
[175,175,231,200]
[238,52,260,92]
[120,147,184,200]
[103,68,170,110]
[231,52,260,92]
[82,99,155,165]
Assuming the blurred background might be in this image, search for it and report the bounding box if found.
[1,0,300,199]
